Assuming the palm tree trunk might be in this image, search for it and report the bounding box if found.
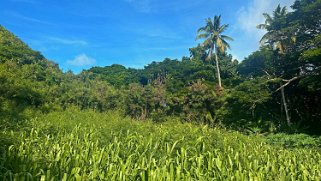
[214,44,222,88]
[280,85,291,126]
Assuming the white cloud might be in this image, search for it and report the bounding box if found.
[237,0,295,38]
[47,37,87,46]
[232,55,240,61]
[67,54,96,66]
[230,0,296,61]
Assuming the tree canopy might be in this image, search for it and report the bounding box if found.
[0,0,320,134]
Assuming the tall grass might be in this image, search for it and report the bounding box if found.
[1,109,321,180]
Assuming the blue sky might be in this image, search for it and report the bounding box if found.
[1,0,295,73]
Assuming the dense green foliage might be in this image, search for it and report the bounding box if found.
[1,110,321,180]
[1,0,321,134]
[0,0,321,179]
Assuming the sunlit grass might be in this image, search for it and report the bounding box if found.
[1,109,321,180]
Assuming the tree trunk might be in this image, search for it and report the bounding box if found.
[214,44,222,89]
[281,86,291,126]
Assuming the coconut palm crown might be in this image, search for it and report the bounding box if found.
[196,15,233,88]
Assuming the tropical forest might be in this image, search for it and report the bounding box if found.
[1,0,321,180]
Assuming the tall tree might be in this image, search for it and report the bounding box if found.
[257,5,289,53]
[196,15,233,89]
[257,5,293,126]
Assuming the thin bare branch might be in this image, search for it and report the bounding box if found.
[274,72,319,92]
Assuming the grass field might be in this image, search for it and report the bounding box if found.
[1,109,321,180]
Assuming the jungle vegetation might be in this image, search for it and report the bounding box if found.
[1,0,321,179]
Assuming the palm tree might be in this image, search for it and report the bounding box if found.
[196,15,233,89]
[257,5,289,53]
[257,5,292,126]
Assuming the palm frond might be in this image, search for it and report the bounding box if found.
[205,18,214,32]
[195,14,232,55]
[221,38,231,50]
[218,24,229,33]
[221,35,233,41]
[213,15,221,30]
[262,13,272,25]
[259,32,273,45]
[203,39,212,48]
[216,38,225,52]
[197,26,206,33]
[274,4,282,18]
[196,33,210,40]
[257,24,267,29]
[281,6,287,16]
[258,4,288,48]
